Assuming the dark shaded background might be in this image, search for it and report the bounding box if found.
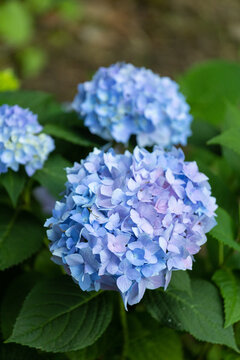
[1,0,240,101]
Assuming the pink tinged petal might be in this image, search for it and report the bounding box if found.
[155,198,168,214]
[117,275,132,293]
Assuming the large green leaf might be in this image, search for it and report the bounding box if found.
[168,270,191,296]
[0,209,44,270]
[33,154,71,197]
[8,277,113,352]
[210,208,240,252]
[128,315,183,360]
[179,60,240,126]
[145,279,238,351]
[44,124,97,147]
[0,169,27,207]
[213,269,240,328]
[208,128,240,157]
[1,273,41,339]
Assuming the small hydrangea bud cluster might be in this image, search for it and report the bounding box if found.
[0,105,55,176]
[72,63,192,147]
[45,146,217,307]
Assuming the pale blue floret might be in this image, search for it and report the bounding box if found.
[72,63,192,147]
[0,105,55,176]
[45,146,217,307]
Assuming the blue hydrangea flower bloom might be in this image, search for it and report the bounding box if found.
[45,146,217,307]
[72,63,192,147]
[0,105,55,176]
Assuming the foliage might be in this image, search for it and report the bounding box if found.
[1,59,240,359]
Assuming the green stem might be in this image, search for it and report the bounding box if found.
[119,296,128,360]
[219,242,224,266]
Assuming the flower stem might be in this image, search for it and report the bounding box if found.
[119,296,128,360]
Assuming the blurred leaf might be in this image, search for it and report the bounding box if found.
[145,279,238,351]
[17,47,47,78]
[128,315,183,360]
[0,90,61,123]
[0,69,20,91]
[213,269,240,328]
[188,119,219,146]
[57,0,84,21]
[179,60,240,126]
[44,124,97,147]
[224,103,240,129]
[208,127,240,157]
[210,208,240,252]
[33,154,70,197]
[26,0,55,14]
[0,169,27,207]
[0,209,44,270]
[8,277,113,352]
[1,273,41,339]
[0,2,33,46]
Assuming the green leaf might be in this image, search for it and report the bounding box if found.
[44,124,97,147]
[0,344,43,360]
[17,46,47,78]
[1,273,41,339]
[210,208,240,252]
[0,169,26,207]
[0,90,61,124]
[33,154,71,197]
[0,209,44,270]
[179,60,240,126]
[8,276,113,352]
[128,315,183,360]
[208,127,240,157]
[213,269,240,328]
[0,2,33,46]
[168,270,191,296]
[145,279,238,351]
[224,103,240,129]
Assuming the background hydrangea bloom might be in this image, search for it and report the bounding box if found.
[72,63,192,147]
[45,146,217,307]
[0,104,55,176]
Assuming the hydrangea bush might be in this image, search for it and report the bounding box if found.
[45,146,217,307]
[1,60,240,359]
[72,63,192,147]
[0,104,54,175]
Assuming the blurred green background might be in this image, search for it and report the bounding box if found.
[1,0,240,100]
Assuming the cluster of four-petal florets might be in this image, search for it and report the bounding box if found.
[0,63,217,307]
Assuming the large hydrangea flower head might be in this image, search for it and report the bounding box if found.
[45,146,217,307]
[72,63,192,147]
[0,104,55,176]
